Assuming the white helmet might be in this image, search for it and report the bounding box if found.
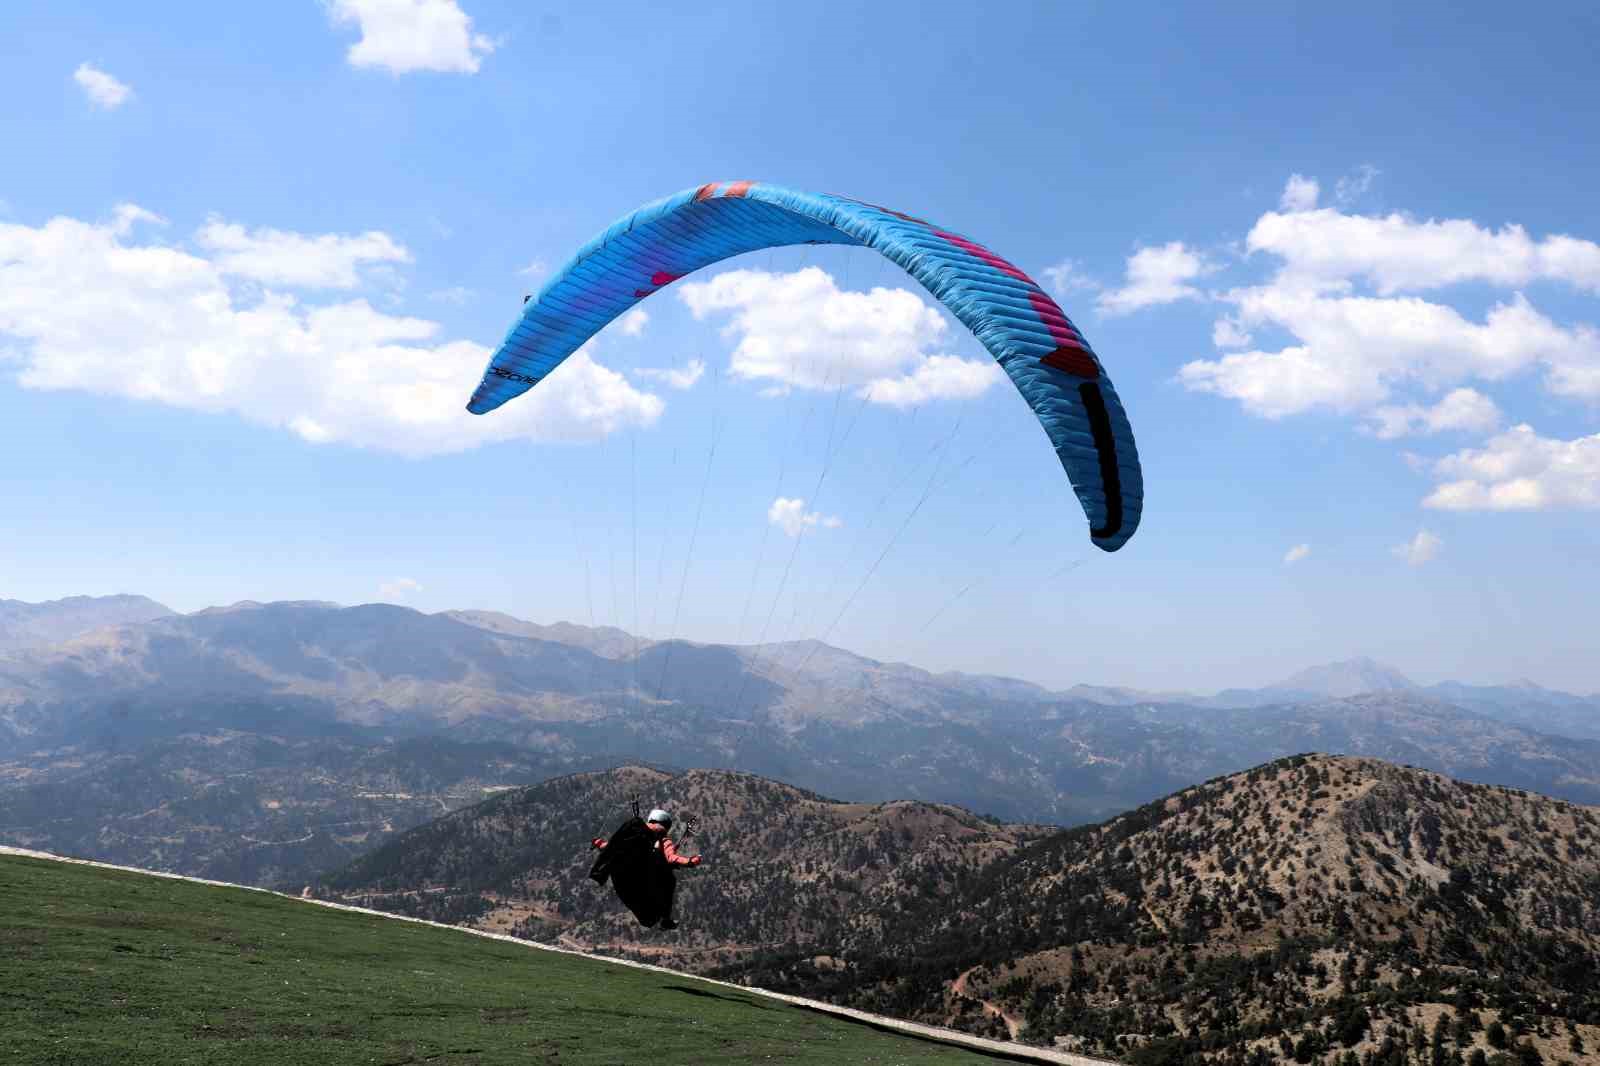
[645,808,672,829]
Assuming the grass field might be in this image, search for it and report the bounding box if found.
[1,854,1030,1065]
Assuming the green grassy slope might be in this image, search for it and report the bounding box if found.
[0,854,1029,1065]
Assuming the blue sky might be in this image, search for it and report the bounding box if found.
[2,2,1597,693]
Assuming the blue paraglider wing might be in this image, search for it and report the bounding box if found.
[467,182,1143,551]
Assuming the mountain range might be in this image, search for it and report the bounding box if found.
[1,595,1598,885]
[5,594,1595,720]
[320,756,1600,1064]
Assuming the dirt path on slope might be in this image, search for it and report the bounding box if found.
[952,965,1025,1040]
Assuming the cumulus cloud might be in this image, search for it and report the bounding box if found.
[862,353,1001,408]
[1283,543,1311,565]
[1365,388,1502,440]
[378,577,423,600]
[197,219,412,288]
[1097,242,1215,315]
[327,0,495,75]
[1115,176,1600,417]
[678,266,1000,405]
[1280,174,1320,212]
[768,497,842,537]
[1545,324,1600,401]
[634,358,705,390]
[1179,344,1375,418]
[1160,175,1600,513]
[0,208,661,456]
[1423,425,1600,511]
[1392,529,1442,566]
[74,63,131,109]
[1180,287,1600,418]
[618,308,649,337]
[1245,197,1600,296]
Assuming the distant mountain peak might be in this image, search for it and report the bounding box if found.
[191,599,344,616]
[1271,656,1417,698]
[0,593,175,654]
[0,593,171,611]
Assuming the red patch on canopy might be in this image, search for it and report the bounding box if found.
[1040,345,1100,378]
[932,230,1034,285]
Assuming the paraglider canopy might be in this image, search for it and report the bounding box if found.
[468,181,1143,551]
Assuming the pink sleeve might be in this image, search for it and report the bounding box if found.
[661,838,691,866]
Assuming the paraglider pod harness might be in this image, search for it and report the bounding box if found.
[587,795,699,927]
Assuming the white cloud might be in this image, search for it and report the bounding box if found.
[1212,316,1252,349]
[634,358,705,390]
[112,204,164,234]
[1365,388,1502,440]
[1042,259,1098,297]
[1283,544,1311,565]
[618,308,649,337]
[1180,174,1600,431]
[1108,173,1600,478]
[768,497,841,538]
[1097,242,1215,315]
[1545,323,1600,401]
[862,354,1000,408]
[73,63,131,109]
[1246,203,1600,296]
[1280,174,1320,213]
[678,266,1000,406]
[1179,344,1376,418]
[327,0,495,75]
[1334,164,1380,205]
[0,208,661,456]
[1423,425,1600,511]
[1392,529,1442,566]
[379,577,423,600]
[197,219,412,289]
[1180,291,1600,418]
